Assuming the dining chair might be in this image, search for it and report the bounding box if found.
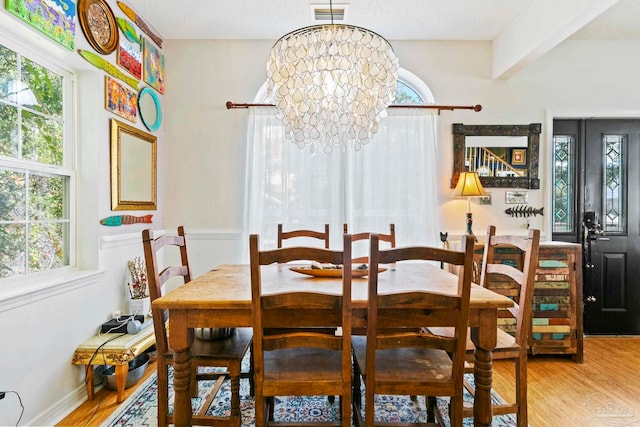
[142,227,253,427]
[351,233,475,427]
[428,225,540,427]
[277,223,330,249]
[249,233,353,427]
[343,224,395,264]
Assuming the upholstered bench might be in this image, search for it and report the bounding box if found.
[72,322,155,403]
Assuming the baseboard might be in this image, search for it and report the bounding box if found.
[27,383,94,426]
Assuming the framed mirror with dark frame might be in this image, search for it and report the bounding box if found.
[452,123,541,189]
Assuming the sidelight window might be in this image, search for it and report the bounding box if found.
[552,135,574,233]
[603,135,625,233]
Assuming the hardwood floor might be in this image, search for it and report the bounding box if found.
[58,337,640,426]
[57,359,158,427]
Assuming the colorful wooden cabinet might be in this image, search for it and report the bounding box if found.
[476,241,584,363]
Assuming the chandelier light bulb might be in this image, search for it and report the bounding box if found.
[267,24,399,153]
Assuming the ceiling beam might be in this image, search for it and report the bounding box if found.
[492,0,620,80]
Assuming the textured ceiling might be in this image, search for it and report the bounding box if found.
[126,0,640,41]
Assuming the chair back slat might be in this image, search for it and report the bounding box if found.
[376,333,457,352]
[263,333,343,352]
[260,246,343,266]
[277,224,330,249]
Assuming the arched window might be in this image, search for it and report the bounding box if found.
[244,68,439,258]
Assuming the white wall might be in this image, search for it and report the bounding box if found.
[163,38,640,243]
[1,5,640,424]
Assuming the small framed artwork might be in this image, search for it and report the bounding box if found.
[117,36,142,80]
[143,38,164,94]
[505,190,528,204]
[511,148,527,165]
[105,76,137,122]
[479,192,492,205]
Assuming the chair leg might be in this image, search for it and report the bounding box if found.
[157,363,169,427]
[449,395,463,427]
[249,343,255,397]
[268,396,275,421]
[255,393,266,427]
[190,365,199,397]
[352,358,362,426]
[516,356,528,427]
[364,378,375,427]
[229,361,242,424]
[426,396,437,423]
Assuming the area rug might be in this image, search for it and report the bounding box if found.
[102,356,517,427]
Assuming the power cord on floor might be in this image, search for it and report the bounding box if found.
[82,394,106,427]
[0,391,24,426]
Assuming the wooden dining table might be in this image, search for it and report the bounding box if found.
[153,262,514,427]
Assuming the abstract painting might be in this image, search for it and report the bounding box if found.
[5,0,76,50]
[105,76,137,122]
[143,38,164,94]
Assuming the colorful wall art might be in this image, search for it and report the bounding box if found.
[105,76,137,122]
[117,35,142,79]
[143,38,164,94]
[100,214,153,226]
[5,0,76,50]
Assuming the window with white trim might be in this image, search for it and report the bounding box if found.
[0,40,74,280]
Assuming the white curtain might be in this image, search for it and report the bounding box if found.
[244,107,440,257]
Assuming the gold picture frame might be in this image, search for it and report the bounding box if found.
[511,148,527,166]
[110,119,157,210]
[78,0,119,55]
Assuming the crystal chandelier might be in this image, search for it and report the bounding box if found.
[266,8,399,153]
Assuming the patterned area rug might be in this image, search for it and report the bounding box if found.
[102,356,517,426]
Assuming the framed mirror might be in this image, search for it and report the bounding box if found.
[138,87,162,132]
[110,119,157,210]
[452,123,541,189]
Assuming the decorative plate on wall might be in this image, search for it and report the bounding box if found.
[78,0,119,55]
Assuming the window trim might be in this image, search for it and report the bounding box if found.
[0,26,77,283]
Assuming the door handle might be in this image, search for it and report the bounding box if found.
[598,237,610,241]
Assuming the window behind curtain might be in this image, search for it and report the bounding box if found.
[245,100,440,255]
[0,40,73,280]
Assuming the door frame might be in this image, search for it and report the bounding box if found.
[544,109,640,237]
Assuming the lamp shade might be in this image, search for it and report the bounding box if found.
[450,172,487,198]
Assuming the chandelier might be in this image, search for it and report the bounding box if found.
[266,8,399,153]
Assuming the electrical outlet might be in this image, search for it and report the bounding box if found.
[112,310,121,319]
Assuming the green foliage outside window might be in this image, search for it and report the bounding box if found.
[0,42,69,279]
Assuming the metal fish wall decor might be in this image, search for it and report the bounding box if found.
[504,206,544,218]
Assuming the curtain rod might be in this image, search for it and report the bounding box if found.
[226,101,482,113]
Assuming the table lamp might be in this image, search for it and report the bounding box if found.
[451,171,487,240]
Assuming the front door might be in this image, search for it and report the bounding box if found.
[554,119,640,334]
